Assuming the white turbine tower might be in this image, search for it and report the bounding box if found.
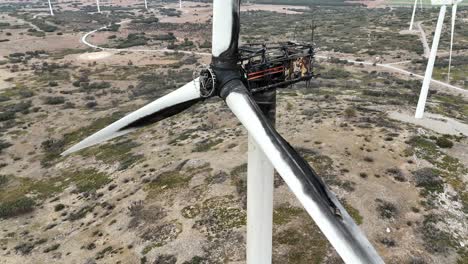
[409,0,420,30]
[447,2,457,81]
[47,0,54,16]
[415,0,463,119]
[96,0,101,13]
[179,0,182,9]
[144,0,148,10]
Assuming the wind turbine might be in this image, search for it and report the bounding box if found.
[409,0,418,30]
[179,0,182,9]
[47,0,54,16]
[96,0,101,13]
[62,0,384,263]
[409,0,426,30]
[415,0,463,119]
[144,0,148,10]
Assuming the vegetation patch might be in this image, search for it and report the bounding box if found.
[66,169,111,193]
[273,205,303,225]
[68,205,94,221]
[181,205,200,219]
[407,136,468,211]
[0,197,35,219]
[436,136,454,149]
[41,112,126,167]
[0,140,12,154]
[192,138,223,152]
[375,199,398,220]
[146,170,192,199]
[274,217,329,264]
[0,175,9,187]
[194,196,246,239]
[140,221,182,248]
[0,174,70,219]
[80,139,144,170]
[128,203,167,229]
[420,214,456,254]
[341,200,363,225]
[413,168,444,194]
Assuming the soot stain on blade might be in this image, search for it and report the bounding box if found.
[239,90,341,218]
[119,98,202,131]
[218,1,241,60]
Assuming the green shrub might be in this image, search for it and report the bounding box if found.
[70,169,111,193]
[0,175,9,186]
[0,197,35,218]
[375,199,398,219]
[0,140,12,153]
[413,168,443,193]
[14,242,35,255]
[43,243,60,253]
[345,107,357,118]
[43,96,65,105]
[0,111,15,122]
[68,205,94,221]
[436,137,454,148]
[54,203,65,212]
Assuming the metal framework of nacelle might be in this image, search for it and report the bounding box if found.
[414,0,463,119]
[62,0,384,263]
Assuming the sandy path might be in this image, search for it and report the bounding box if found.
[80,20,211,56]
[79,8,468,96]
[80,22,468,94]
[416,21,430,58]
[315,55,468,94]
[389,111,468,136]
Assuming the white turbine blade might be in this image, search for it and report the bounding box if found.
[224,81,383,264]
[62,79,201,156]
[409,0,418,30]
[212,0,239,57]
[415,5,446,119]
[448,3,457,82]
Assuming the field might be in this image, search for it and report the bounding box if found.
[0,1,467,264]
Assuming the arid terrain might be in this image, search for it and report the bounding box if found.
[0,1,467,264]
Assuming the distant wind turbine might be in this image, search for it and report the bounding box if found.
[144,0,148,10]
[47,0,54,16]
[179,0,182,9]
[415,0,463,119]
[409,0,425,30]
[409,0,419,30]
[96,0,101,13]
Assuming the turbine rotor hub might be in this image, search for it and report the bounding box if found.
[199,67,217,98]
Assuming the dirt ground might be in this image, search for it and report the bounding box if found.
[0,2,467,264]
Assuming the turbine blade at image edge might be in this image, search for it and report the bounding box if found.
[223,80,383,264]
[62,78,202,156]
